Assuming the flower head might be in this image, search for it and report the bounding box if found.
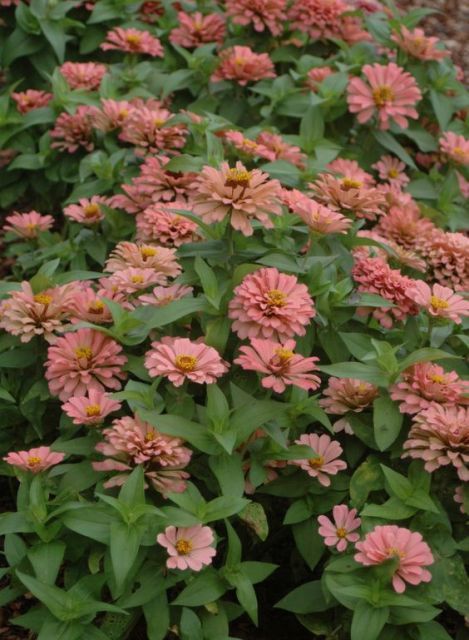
[62,389,121,426]
[107,267,163,295]
[11,89,52,114]
[256,131,306,168]
[118,106,188,156]
[392,26,448,61]
[318,505,361,551]
[157,525,216,571]
[60,62,107,90]
[286,189,352,234]
[327,158,375,186]
[419,230,469,292]
[223,130,275,162]
[169,12,226,48]
[211,46,276,85]
[4,211,53,239]
[101,27,164,56]
[372,155,409,187]
[64,196,106,225]
[290,433,347,486]
[306,66,334,91]
[287,0,347,39]
[138,284,193,307]
[310,172,385,220]
[66,287,114,324]
[4,446,65,473]
[105,241,181,281]
[136,203,200,247]
[375,206,435,251]
[319,377,379,433]
[225,0,287,36]
[355,525,433,593]
[406,281,469,324]
[439,132,469,166]
[50,106,94,153]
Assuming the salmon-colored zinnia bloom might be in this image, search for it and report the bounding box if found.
[145,337,229,386]
[100,27,164,56]
[157,525,216,571]
[355,525,433,593]
[45,328,127,401]
[105,241,181,280]
[375,206,435,252]
[118,106,188,156]
[211,46,276,85]
[67,287,114,324]
[229,267,315,340]
[290,433,347,486]
[4,446,65,473]
[256,131,306,168]
[327,158,375,186]
[319,377,379,433]
[419,230,469,292]
[235,338,320,393]
[392,26,448,61]
[223,130,275,161]
[406,281,469,324]
[4,211,54,239]
[225,0,287,36]
[286,189,352,234]
[89,99,133,132]
[62,389,122,426]
[347,62,422,130]
[64,196,106,225]
[50,106,94,153]
[60,62,107,90]
[138,284,193,307]
[11,89,53,114]
[287,0,346,39]
[310,172,386,221]
[107,267,163,294]
[169,11,226,48]
[318,505,361,551]
[136,203,200,247]
[372,155,409,187]
[191,161,282,236]
[439,132,469,166]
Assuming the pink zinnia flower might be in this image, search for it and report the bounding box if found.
[67,287,113,324]
[439,132,469,166]
[169,12,226,48]
[319,377,379,434]
[145,337,228,386]
[235,338,320,393]
[306,66,334,91]
[256,131,306,168]
[419,230,469,292]
[139,1,164,23]
[355,525,433,593]
[354,230,426,273]
[392,26,448,61]
[11,89,52,114]
[50,106,94,153]
[223,130,275,162]
[107,268,163,295]
[390,362,469,414]
[229,267,315,340]
[318,505,361,551]
[138,284,193,307]
[403,403,469,482]
[286,189,352,234]
[372,155,409,187]
[89,99,133,132]
[136,203,200,247]
[191,161,282,236]
[157,525,216,571]
[406,281,469,324]
[60,62,107,90]
[310,173,385,221]
[62,389,121,426]
[376,206,435,251]
[4,210,53,239]
[118,107,188,156]
[327,158,375,186]
[64,196,106,225]
[347,62,421,130]
[105,241,181,281]
[290,433,347,486]
[100,27,164,57]
[211,46,276,85]
[225,0,287,36]
[287,0,347,39]
[45,328,127,401]
[4,446,65,473]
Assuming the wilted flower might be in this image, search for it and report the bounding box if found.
[100,27,164,56]
[290,433,347,486]
[60,61,107,90]
[211,46,276,85]
[62,389,122,426]
[225,0,287,36]
[372,155,409,187]
[4,447,65,473]
[105,241,181,281]
[406,281,469,324]
[318,505,361,551]
[157,525,216,571]
[355,525,433,593]
[136,202,200,246]
[4,211,53,239]
[392,26,448,61]
[169,11,226,48]
[138,284,193,307]
[50,106,94,153]
[439,132,469,166]
[319,377,379,433]
[11,89,52,114]
[64,196,106,225]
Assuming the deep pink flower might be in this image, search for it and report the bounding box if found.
[105,241,181,281]
[406,281,469,324]
[439,132,469,166]
[229,267,315,340]
[45,328,127,401]
[157,525,216,571]
[318,505,361,551]
[11,90,52,114]
[62,389,121,426]
[60,62,107,90]
[101,27,164,56]
[4,447,65,473]
[347,63,422,130]
[50,106,94,153]
[372,155,409,187]
[64,196,106,225]
[211,46,276,85]
[138,284,193,307]
[355,525,433,593]
[290,433,346,486]
[4,211,53,239]
[136,202,200,246]
[235,338,320,393]
[256,132,306,168]
[145,337,228,386]
[118,107,188,156]
[225,0,287,36]
[319,377,379,434]
[392,26,448,61]
[169,11,226,48]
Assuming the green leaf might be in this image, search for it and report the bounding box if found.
[380,466,412,501]
[398,348,457,372]
[351,601,389,640]
[173,569,227,607]
[373,131,417,169]
[430,90,453,130]
[230,398,288,445]
[361,498,417,520]
[373,395,403,451]
[239,502,269,541]
[417,621,453,640]
[27,542,65,585]
[209,453,245,498]
[228,570,258,625]
[292,519,324,571]
[0,347,36,368]
[300,106,324,153]
[138,411,218,454]
[276,580,330,614]
[240,561,277,584]
[119,466,145,508]
[110,522,142,593]
[319,362,389,387]
[202,496,250,523]
[144,592,170,640]
[350,459,383,509]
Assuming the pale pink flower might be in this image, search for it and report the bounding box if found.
[439,132,469,166]
[290,433,347,486]
[211,46,276,85]
[377,183,421,215]
[225,0,287,36]
[375,206,435,251]
[119,107,188,156]
[64,196,106,225]
[406,281,469,324]
[45,328,127,401]
[372,155,409,187]
[235,338,320,393]
[191,161,282,236]
[105,241,181,280]
[145,337,228,386]
[89,99,134,132]
[169,11,226,47]
[287,0,347,39]
[138,284,193,307]
[306,66,334,91]
[256,131,306,168]
[319,377,379,434]
[62,390,121,426]
[326,158,375,186]
[60,62,107,90]
[136,202,200,247]
[50,106,94,153]
[318,505,361,551]
[4,211,53,239]
[66,287,113,324]
[157,525,216,571]
[229,267,315,340]
[403,404,469,482]
[223,130,275,161]
[347,63,422,130]
[390,362,469,414]
[101,27,163,56]
[286,189,352,234]
[310,172,386,221]
[419,230,469,292]
[392,26,448,61]
[4,447,65,473]
[107,268,164,294]
[11,89,52,114]
[355,525,433,593]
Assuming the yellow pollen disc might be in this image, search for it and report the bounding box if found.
[430,374,446,384]
[28,456,41,466]
[118,109,129,119]
[126,34,142,46]
[34,293,53,305]
[357,383,368,393]
[75,346,93,360]
[225,167,252,188]
[85,404,101,417]
[388,168,399,178]
[309,455,324,469]
[266,289,287,307]
[234,57,247,66]
[140,246,157,258]
[175,539,193,555]
[336,527,348,539]
[88,300,105,314]
[372,85,395,107]
[145,429,156,441]
[275,347,294,363]
[387,546,406,559]
[84,204,100,218]
[430,295,449,310]
[131,275,145,284]
[244,139,258,149]
[175,354,197,372]
[153,118,166,127]
[453,147,465,156]
[341,177,362,190]
[25,223,37,231]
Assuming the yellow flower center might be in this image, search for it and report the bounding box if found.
[387,546,406,559]
[126,34,142,47]
[309,456,324,469]
[88,300,105,314]
[175,539,193,555]
[225,168,252,188]
[175,354,197,372]
[34,293,53,305]
[357,383,369,393]
[388,168,399,178]
[430,295,449,310]
[25,223,37,231]
[85,404,102,417]
[84,204,100,218]
[118,109,129,119]
[453,146,464,156]
[234,56,247,66]
[336,527,347,539]
[153,118,166,127]
[145,429,156,441]
[28,456,42,466]
[372,85,395,106]
[275,347,294,364]
[243,139,258,149]
[266,289,287,307]
[430,374,446,384]
[140,246,157,258]
[341,178,362,190]
[131,275,145,284]
[75,347,93,360]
